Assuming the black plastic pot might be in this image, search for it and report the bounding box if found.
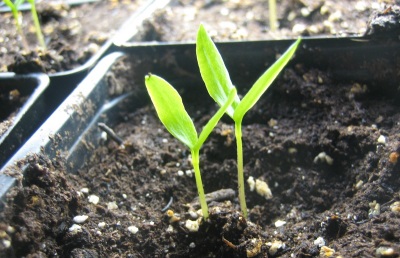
[0,0,170,170]
[1,36,399,207]
[0,73,49,169]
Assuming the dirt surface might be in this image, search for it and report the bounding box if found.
[1,41,400,257]
[1,0,400,257]
[0,0,146,73]
[135,0,394,42]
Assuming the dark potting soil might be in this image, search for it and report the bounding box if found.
[1,51,400,257]
[0,0,146,73]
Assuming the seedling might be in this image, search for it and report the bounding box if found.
[26,0,46,50]
[196,24,301,218]
[3,0,46,50]
[3,0,29,50]
[145,74,237,220]
[269,0,278,31]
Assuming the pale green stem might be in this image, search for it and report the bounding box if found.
[191,148,209,219]
[11,9,29,51]
[269,0,278,32]
[235,119,248,218]
[28,0,46,49]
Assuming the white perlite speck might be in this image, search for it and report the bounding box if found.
[68,224,82,234]
[313,152,334,165]
[247,176,255,191]
[73,215,88,224]
[314,237,326,247]
[107,201,118,210]
[185,219,200,232]
[2,240,11,249]
[88,195,99,204]
[377,135,386,144]
[255,179,273,199]
[80,188,89,194]
[274,220,286,228]
[98,222,106,228]
[128,226,139,234]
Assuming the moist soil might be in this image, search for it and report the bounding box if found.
[1,47,400,257]
[1,1,400,258]
[1,0,146,74]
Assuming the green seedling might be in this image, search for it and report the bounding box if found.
[3,0,46,50]
[197,24,301,218]
[3,0,29,50]
[145,74,237,220]
[26,0,46,50]
[269,0,278,31]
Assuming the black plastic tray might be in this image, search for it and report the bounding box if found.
[0,0,170,169]
[1,36,399,207]
[0,73,50,168]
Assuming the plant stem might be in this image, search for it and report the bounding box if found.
[235,120,248,218]
[191,149,209,220]
[268,0,278,32]
[28,0,46,50]
[9,6,29,51]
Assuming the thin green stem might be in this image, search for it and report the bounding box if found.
[4,0,29,51]
[191,149,209,220]
[28,0,46,49]
[268,0,278,31]
[196,88,237,150]
[234,119,247,218]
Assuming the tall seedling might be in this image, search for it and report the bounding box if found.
[26,0,46,49]
[196,24,301,218]
[145,74,236,220]
[3,0,29,50]
[3,0,46,50]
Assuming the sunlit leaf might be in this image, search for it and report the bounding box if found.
[145,74,198,149]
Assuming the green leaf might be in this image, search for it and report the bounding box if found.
[196,88,237,150]
[145,74,198,149]
[196,24,239,118]
[234,38,301,121]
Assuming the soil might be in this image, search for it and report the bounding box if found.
[1,0,400,258]
[0,0,146,73]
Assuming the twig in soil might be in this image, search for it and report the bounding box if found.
[98,123,124,146]
[161,196,174,212]
[222,236,238,250]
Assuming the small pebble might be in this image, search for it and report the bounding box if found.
[127,226,139,234]
[88,195,100,204]
[247,176,256,191]
[107,201,118,210]
[376,247,395,256]
[80,188,89,194]
[185,219,200,232]
[314,236,326,247]
[255,179,273,199]
[377,135,386,144]
[73,215,88,224]
[98,222,106,228]
[68,224,82,234]
[274,220,286,227]
[2,240,11,249]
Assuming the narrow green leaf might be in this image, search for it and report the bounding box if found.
[233,38,301,121]
[196,88,237,150]
[145,74,198,149]
[196,24,240,118]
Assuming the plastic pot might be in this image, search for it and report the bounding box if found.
[0,0,170,171]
